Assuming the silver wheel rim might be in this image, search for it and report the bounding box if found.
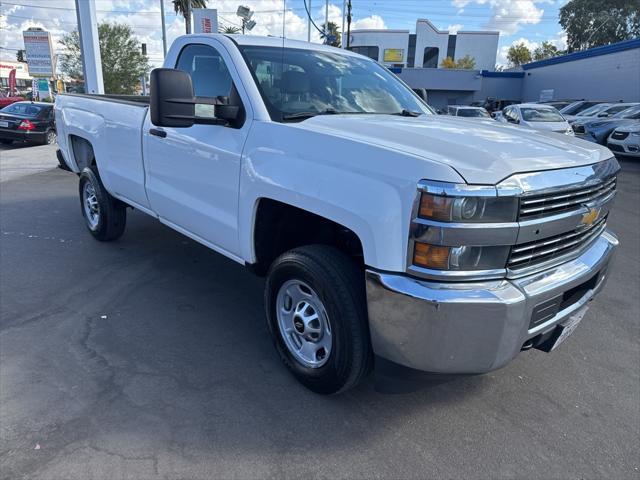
[47,130,56,144]
[276,279,332,368]
[82,181,100,229]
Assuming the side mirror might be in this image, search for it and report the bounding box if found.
[150,68,241,128]
[150,68,195,128]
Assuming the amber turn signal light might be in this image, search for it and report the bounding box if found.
[413,243,450,270]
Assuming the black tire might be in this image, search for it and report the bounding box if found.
[43,129,57,145]
[78,165,126,241]
[0,139,12,145]
[265,245,373,394]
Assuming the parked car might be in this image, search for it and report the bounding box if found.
[566,103,637,123]
[499,103,573,135]
[446,105,491,119]
[55,34,619,394]
[483,98,518,113]
[0,101,57,145]
[560,100,608,117]
[572,105,640,144]
[0,91,24,109]
[538,100,575,110]
[607,123,640,157]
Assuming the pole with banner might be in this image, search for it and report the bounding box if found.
[8,69,16,95]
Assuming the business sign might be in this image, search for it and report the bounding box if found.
[8,69,16,94]
[23,30,55,77]
[193,9,218,34]
[539,89,554,102]
[383,49,404,63]
[32,78,52,101]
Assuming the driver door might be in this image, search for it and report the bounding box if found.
[143,42,250,259]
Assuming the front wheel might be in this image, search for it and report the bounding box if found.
[78,166,126,241]
[265,245,372,394]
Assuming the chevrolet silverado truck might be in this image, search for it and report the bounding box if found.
[55,35,619,394]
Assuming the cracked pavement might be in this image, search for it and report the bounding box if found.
[1,144,639,479]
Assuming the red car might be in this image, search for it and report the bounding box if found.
[0,92,24,109]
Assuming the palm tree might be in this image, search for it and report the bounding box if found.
[321,21,341,47]
[220,25,241,34]
[172,0,207,34]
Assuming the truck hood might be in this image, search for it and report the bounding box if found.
[297,114,611,184]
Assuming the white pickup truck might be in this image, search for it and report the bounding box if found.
[55,34,619,394]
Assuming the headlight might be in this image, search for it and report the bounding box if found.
[418,190,518,223]
[413,243,510,271]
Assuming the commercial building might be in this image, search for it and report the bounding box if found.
[395,38,640,110]
[0,61,32,91]
[349,19,499,70]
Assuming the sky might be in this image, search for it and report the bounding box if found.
[0,0,569,68]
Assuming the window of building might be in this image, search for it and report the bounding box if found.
[423,47,439,68]
[407,34,417,68]
[447,35,457,60]
[349,46,380,61]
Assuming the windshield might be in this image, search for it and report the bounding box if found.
[457,108,489,118]
[240,46,433,121]
[603,104,637,116]
[613,105,640,119]
[578,103,612,117]
[1,102,46,117]
[521,107,565,122]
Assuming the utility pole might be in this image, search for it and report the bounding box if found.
[307,0,311,42]
[346,0,352,49]
[185,0,192,34]
[160,0,167,56]
[341,0,346,48]
[74,0,104,94]
[325,0,329,40]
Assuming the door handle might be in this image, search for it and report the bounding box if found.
[149,128,167,138]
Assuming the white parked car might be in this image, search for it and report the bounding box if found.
[607,123,640,157]
[500,103,573,135]
[447,105,491,119]
[54,34,619,394]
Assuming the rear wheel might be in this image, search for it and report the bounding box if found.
[265,245,372,394]
[78,165,126,241]
[43,129,57,145]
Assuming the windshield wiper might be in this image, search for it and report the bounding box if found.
[282,108,339,121]
[391,109,421,117]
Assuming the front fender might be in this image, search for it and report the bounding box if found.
[238,122,464,272]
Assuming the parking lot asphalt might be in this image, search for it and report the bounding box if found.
[1,144,639,479]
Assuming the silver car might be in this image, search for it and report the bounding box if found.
[607,123,640,157]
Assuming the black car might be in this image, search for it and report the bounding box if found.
[0,101,56,146]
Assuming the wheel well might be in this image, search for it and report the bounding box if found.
[69,135,96,170]
[252,199,364,276]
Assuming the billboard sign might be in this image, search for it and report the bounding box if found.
[193,9,218,34]
[383,49,404,63]
[23,29,54,77]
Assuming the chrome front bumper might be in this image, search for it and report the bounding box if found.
[365,231,618,373]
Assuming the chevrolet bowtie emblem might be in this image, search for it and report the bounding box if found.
[581,207,600,227]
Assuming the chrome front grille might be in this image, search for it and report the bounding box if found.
[519,176,616,220]
[508,216,607,270]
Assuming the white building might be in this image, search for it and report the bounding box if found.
[349,19,499,71]
[0,61,32,91]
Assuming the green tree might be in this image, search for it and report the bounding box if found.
[220,25,241,34]
[321,21,341,47]
[172,0,207,34]
[507,42,532,67]
[560,0,640,52]
[533,41,561,61]
[59,23,150,95]
[16,49,26,62]
[454,54,476,69]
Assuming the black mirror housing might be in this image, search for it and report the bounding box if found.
[150,68,195,128]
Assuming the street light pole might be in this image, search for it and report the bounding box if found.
[325,0,329,40]
[74,0,104,94]
[185,0,192,34]
[307,0,312,42]
[160,0,167,56]
[341,0,346,48]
